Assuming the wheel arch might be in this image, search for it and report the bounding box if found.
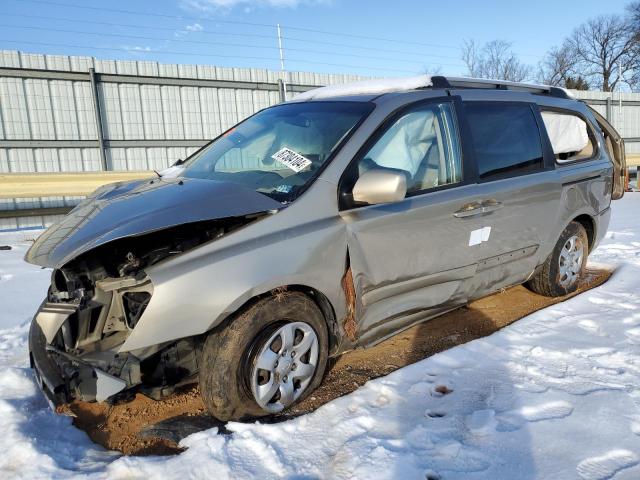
[207,284,341,356]
[572,214,596,252]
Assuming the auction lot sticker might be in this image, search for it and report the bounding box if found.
[271,147,312,173]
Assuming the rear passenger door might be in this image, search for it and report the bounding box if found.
[457,97,562,296]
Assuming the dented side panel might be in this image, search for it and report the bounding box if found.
[340,184,488,340]
[119,179,350,353]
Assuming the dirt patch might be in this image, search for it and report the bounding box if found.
[68,268,611,456]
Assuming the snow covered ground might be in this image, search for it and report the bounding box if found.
[1,197,640,479]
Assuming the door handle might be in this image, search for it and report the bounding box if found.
[453,199,503,218]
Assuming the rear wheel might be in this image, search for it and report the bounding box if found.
[199,291,328,421]
[525,221,588,297]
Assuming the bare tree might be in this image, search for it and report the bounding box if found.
[461,39,480,78]
[564,76,590,90]
[537,44,580,87]
[627,1,640,36]
[461,39,531,82]
[566,14,637,91]
[625,1,640,88]
[424,65,442,75]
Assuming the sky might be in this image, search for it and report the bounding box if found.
[0,0,633,78]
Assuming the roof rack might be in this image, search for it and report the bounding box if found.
[431,75,573,99]
[292,75,575,101]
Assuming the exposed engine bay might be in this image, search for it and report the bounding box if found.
[30,216,261,407]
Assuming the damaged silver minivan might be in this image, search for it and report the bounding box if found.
[27,75,626,420]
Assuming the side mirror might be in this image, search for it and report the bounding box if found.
[352,169,407,205]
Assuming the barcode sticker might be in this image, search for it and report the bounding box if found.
[271,147,312,173]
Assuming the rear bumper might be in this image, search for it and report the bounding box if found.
[593,206,611,251]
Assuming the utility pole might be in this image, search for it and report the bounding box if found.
[88,68,108,171]
[277,23,287,102]
[618,62,634,189]
[618,62,623,132]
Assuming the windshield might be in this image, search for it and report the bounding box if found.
[182,101,373,202]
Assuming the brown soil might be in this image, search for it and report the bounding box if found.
[68,268,611,456]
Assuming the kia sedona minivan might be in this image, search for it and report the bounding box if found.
[27,75,625,420]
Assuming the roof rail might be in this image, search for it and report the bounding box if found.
[434,75,573,99]
[291,75,575,101]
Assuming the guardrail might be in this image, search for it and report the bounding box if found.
[0,171,153,220]
[2,154,639,221]
[0,171,153,199]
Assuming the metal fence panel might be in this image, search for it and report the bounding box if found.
[0,50,372,177]
[34,148,59,172]
[49,80,79,140]
[140,84,165,140]
[11,50,640,229]
[23,78,55,139]
[120,83,145,140]
[181,86,203,139]
[199,88,222,138]
[74,82,98,140]
[59,148,83,172]
[161,85,185,139]
[99,82,124,140]
[0,77,31,139]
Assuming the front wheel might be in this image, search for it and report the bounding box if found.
[199,292,328,421]
[525,221,589,297]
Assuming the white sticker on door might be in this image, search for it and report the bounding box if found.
[469,229,483,246]
[469,226,492,246]
[271,147,312,173]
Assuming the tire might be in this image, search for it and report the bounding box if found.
[525,221,589,297]
[199,291,328,421]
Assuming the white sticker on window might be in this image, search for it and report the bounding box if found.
[469,226,492,246]
[271,147,312,173]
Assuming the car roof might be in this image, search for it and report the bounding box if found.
[290,75,576,104]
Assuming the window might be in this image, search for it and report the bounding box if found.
[541,110,596,162]
[355,101,462,195]
[183,101,372,202]
[464,102,544,180]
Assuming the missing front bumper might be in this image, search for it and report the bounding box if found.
[29,319,68,408]
[29,319,128,408]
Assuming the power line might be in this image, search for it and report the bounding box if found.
[0,25,280,52]
[0,39,271,61]
[283,25,459,50]
[2,13,277,42]
[6,0,275,28]
[0,40,424,74]
[7,0,466,51]
[7,0,544,60]
[0,24,466,67]
[283,35,449,59]
[3,12,463,62]
[287,47,464,67]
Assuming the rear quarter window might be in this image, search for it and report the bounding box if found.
[463,102,544,181]
[540,110,597,163]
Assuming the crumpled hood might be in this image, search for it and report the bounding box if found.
[25,177,283,268]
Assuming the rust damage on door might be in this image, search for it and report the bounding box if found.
[341,264,358,342]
